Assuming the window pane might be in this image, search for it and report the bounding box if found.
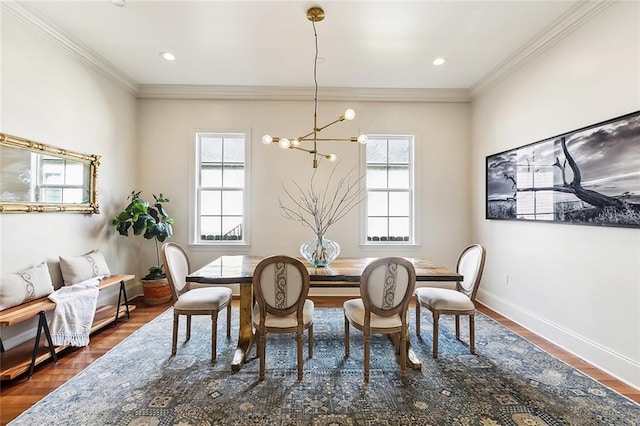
[65,163,84,185]
[41,188,62,202]
[222,217,243,240]
[388,165,409,188]
[62,188,83,203]
[389,217,409,240]
[200,136,223,162]
[389,192,409,216]
[200,216,221,238]
[223,165,244,188]
[222,191,243,215]
[367,217,388,240]
[223,137,244,162]
[201,190,221,215]
[42,160,64,184]
[201,164,222,187]
[366,139,387,163]
[388,139,409,163]
[366,166,387,189]
[367,191,388,216]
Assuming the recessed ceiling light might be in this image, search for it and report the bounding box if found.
[160,51,176,61]
[112,0,127,7]
[433,57,446,66]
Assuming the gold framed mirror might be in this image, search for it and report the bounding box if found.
[0,133,100,213]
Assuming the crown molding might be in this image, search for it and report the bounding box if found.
[136,84,471,103]
[470,0,616,98]
[2,0,139,94]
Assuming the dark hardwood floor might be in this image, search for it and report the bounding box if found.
[0,297,637,425]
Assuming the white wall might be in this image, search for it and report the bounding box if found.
[0,12,138,346]
[471,2,640,388]
[137,99,472,294]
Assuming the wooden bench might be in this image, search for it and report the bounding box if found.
[0,274,136,380]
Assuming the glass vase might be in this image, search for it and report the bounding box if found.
[300,235,340,267]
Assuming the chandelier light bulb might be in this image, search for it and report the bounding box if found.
[292,138,301,147]
[262,135,273,145]
[327,154,337,162]
[279,138,291,149]
[357,134,368,144]
[344,109,356,121]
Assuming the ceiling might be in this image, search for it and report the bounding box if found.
[6,0,605,98]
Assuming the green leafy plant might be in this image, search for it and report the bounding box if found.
[111,190,174,280]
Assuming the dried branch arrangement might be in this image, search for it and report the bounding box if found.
[279,164,367,238]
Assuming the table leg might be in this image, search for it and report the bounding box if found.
[388,331,422,370]
[231,283,254,372]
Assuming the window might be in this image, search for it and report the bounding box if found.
[195,133,246,243]
[365,135,414,244]
[37,155,88,203]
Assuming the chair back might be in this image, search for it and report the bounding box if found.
[161,242,192,301]
[253,255,310,321]
[360,257,416,318]
[456,244,486,301]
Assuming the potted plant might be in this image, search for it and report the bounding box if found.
[112,190,174,305]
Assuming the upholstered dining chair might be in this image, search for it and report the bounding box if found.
[252,255,314,381]
[161,242,232,361]
[415,244,486,358]
[343,257,416,381]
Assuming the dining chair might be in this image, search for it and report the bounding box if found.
[343,257,416,381]
[161,242,232,361]
[415,244,486,358]
[252,255,314,381]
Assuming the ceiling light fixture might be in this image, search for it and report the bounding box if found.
[159,51,176,61]
[433,57,446,66]
[262,7,367,168]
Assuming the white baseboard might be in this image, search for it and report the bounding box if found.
[477,288,640,391]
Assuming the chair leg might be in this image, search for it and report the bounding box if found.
[297,328,303,381]
[432,311,440,359]
[400,327,407,378]
[415,298,421,338]
[226,303,232,339]
[470,314,475,354]
[344,314,350,357]
[455,315,460,340]
[211,312,218,361]
[258,328,266,381]
[308,324,313,358]
[172,313,179,356]
[364,328,371,382]
[186,315,192,341]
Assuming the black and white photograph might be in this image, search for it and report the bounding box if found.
[486,110,640,228]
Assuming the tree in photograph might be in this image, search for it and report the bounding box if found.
[552,137,625,209]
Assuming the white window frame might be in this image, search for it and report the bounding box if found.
[190,131,251,247]
[362,134,416,246]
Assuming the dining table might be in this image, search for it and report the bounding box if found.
[186,255,462,372]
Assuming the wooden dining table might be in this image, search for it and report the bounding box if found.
[187,255,462,372]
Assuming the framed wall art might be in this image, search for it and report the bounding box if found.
[486,110,640,228]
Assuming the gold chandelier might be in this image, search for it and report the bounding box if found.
[261,7,367,168]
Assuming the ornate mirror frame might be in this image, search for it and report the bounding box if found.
[0,133,100,214]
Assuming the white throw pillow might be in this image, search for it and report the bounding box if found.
[0,262,54,310]
[59,250,111,286]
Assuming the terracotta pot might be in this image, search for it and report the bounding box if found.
[141,278,172,305]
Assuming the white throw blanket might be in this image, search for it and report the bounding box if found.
[47,276,102,347]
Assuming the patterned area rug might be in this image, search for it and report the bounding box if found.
[10,308,639,425]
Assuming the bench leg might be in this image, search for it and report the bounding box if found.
[29,311,57,379]
[114,280,131,326]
